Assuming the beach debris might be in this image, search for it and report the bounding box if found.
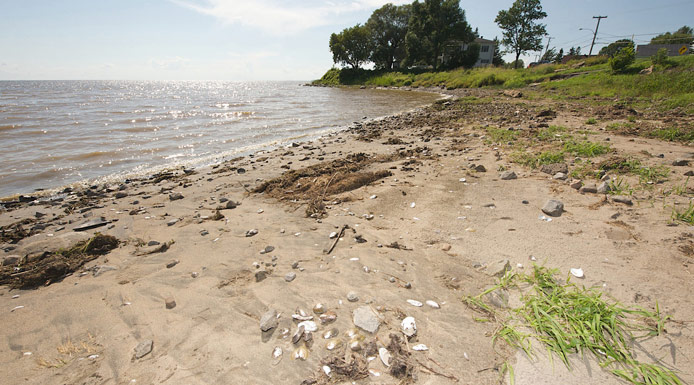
[345,327,360,339]
[260,245,275,254]
[298,320,318,332]
[412,344,428,351]
[245,229,258,237]
[292,325,306,344]
[169,192,184,201]
[347,291,359,302]
[323,365,332,377]
[166,259,179,269]
[425,300,440,309]
[319,311,337,324]
[165,297,176,309]
[11,305,24,312]
[323,328,339,339]
[312,303,326,314]
[292,344,309,360]
[379,347,392,367]
[255,270,269,282]
[272,346,283,365]
[401,317,417,338]
[538,215,552,222]
[570,268,585,278]
[323,224,349,254]
[406,299,423,307]
[329,231,338,239]
[349,338,364,351]
[293,308,313,321]
[260,309,278,332]
[542,200,564,217]
[73,217,110,232]
[353,306,380,333]
[134,340,153,359]
[500,170,517,180]
[285,272,297,282]
[257,208,264,214]
[326,338,344,351]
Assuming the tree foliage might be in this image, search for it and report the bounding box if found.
[541,47,559,62]
[367,4,411,69]
[329,24,372,69]
[492,37,505,66]
[599,39,634,57]
[650,26,694,45]
[405,0,474,69]
[495,0,547,68]
[609,46,635,73]
[443,42,479,69]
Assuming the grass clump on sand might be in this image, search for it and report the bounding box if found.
[464,266,681,385]
[672,202,694,224]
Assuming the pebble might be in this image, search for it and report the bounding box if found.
[579,183,598,194]
[255,270,269,282]
[673,159,690,166]
[425,300,440,309]
[612,195,633,205]
[166,260,179,269]
[169,193,184,201]
[553,172,567,180]
[570,180,583,190]
[541,200,564,217]
[410,202,416,208]
[347,291,359,302]
[500,170,517,180]
[245,229,258,237]
[200,230,209,236]
[285,272,297,282]
[412,344,429,351]
[260,309,278,331]
[260,245,275,254]
[329,231,338,239]
[353,306,380,333]
[406,299,423,307]
[134,340,153,359]
[165,297,176,309]
[167,219,179,226]
[597,181,611,194]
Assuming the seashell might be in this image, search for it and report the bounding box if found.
[412,344,428,351]
[303,331,313,343]
[298,320,318,332]
[570,268,584,278]
[272,346,283,358]
[378,347,391,367]
[349,338,363,351]
[369,369,381,377]
[292,313,314,321]
[345,327,360,338]
[323,328,339,339]
[313,303,326,314]
[278,328,290,339]
[292,345,309,361]
[401,316,417,338]
[319,311,337,324]
[292,325,305,344]
[322,365,332,376]
[406,299,423,307]
[326,338,343,350]
[425,300,440,309]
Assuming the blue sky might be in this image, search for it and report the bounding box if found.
[1,0,692,81]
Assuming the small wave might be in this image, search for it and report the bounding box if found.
[67,151,114,161]
[0,124,21,131]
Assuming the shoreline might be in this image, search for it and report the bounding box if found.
[1,88,692,385]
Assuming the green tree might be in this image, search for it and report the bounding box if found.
[367,3,410,69]
[492,37,505,66]
[495,0,547,68]
[541,47,558,62]
[554,48,564,63]
[599,39,634,57]
[329,24,372,69]
[405,0,474,70]
[650,25,694,45]
[443,42,480,69]
[609,46,635,73]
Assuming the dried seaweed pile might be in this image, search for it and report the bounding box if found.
[0,233,119,289]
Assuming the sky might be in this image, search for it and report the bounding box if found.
[1,0,693,81]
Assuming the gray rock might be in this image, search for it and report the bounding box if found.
[569,180,583,190]
[500,170,517,180]
[473,164,487,172]
[147,240,160,246]
[260,246,275,254]
[542,200,564,217]
[1,255,20,266]
[553,172,567,180]
[579,183,598,194]
[685,170,694,177]
[115,192,128,199]
[597,181,612,194]
[487,259,511,278]
[73,217,109,232]
[134,340,153,359]
[166,260,179,269]
[284,272,296,282]
[225,201,238,209]
[260,309,278,332]
[673,159,690,166]
[169,192,184,201]
[165,297,176,309]
[611,195,633,205]
[353,306,380,334]
[255,270,269,282]
[540,163,568,175]
[347,291,359,302]
[166,218,179,226]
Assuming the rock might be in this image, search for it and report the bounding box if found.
[169,192,184,201]
[500,170,517,180]
[1,255,20,266]
[597,181,612,194]
[329,231,338,239]
[673,159,690,166]
[165,297,176,309]
[167,218,179,226]
[685,171,694,177]
[166,260,179,269]
[347,291,359,302]
[147,240,160,246]
[285,272,296,282]
[260,309,278,332]
[245,229,258,237]
[425,300,440,309]
[73,217,109,232]
[570,180,583,190]
[255,270,269,282]
[473,164,487,172]
[540,163,568,175]
[353,306,380,334]
[542,200,564,217]
[611,195,633,205]
[115,192,128,199]
[260,245,275,254]
[488,260,511,278]
[553,172,567,180]
[225,201,238,209]
[503,90,523,98]
[440,243,452,251]
[579,183,598,194]
[134,340,153,359]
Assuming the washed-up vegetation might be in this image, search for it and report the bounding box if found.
[464,266,681,385]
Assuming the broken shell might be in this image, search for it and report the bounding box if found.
[322,365,332,376]
[412,344,428,351]
[349,338,363,351]
[278,328,290,339]
[292,325,305,344]
[378,347,392,367]
[319,310,337,324]
[401,316,417,338]
[406,299,423,307]
[323,328,339,339]
[570,268,584,278]
[292,312,314,321]
[298,320,318,332]
[272,346,283,359]
[345,327,361,338]
[369,369,382,377]
[292,345,309,361]
[303,331,313,343]
[425,300,440,309]
[326,338,343,351]
[313,303,326,314]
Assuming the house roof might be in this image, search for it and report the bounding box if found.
[475,37,495,45]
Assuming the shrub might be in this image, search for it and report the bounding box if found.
[609,46,635,73]
[651,48,671,67]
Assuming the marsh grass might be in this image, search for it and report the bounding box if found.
[464,266,680,385]
[672,202,694,224]
[607,177,634,196]
[563,140,611,157]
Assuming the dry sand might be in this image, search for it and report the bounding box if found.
[1,88,693,385]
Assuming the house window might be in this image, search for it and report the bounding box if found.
[481,59,490,63]
[481,45,490,53]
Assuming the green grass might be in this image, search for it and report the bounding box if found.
[599,157,670,184]
[485,127,518,143]
[607,177,634,196]
[464,266,680,385]
[511,150,565,168]
[536,125,569,142]
[563,140,611,157]
[585,118,598,125]
[647,127,694,143]
[672,202,694,224]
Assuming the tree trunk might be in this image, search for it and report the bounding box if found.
[514,51,521,69]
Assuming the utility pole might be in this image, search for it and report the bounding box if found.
[589,16,607,56]
[544,37,553,58]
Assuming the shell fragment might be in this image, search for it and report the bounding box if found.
[570,268,584,278]
[378,347,392,367]
[412,344,428,351]
[401,316,417,338]
[406,299,423,307]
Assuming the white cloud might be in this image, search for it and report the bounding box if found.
[172,0,410,34]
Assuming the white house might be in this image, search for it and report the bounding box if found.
[472,38,496,67]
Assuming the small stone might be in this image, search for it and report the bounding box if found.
[542,200,564,217]
[191,272,199,278]
[347,292,359,302]
[167,218,179,226]
[353,306,380,333]
[500,170,517,180]
[200,230,209,236]
[115,192,128,199]
[611,195,633,205]
[165,297,176,309]
[404,282,412,289]
[285,272,297,282]
[225,201,238,209]
[553,172,567,180]
[255,270,269,282]
[685,170,694,177]
[134,340,153,359]
[672,159,690,166]
[425,300,440,309]
[580,183,598,194]
[245,229,258,237]
[169,192,184,201]
[166,260,179,268]
[570,180,583,190]
[473,164,486,172]
[440,243,452,251]
[291,261,300,269]
[260,245,275,254]
[597,181,611,194]
[147,240,160,246]
[329,232,338,239]
[1,255,20,266]
[260,309,278,331]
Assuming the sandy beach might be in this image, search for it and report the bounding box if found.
[1,88,693,385]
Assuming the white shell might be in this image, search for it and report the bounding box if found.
[378,347,391,367]
[401,316,417,337]
[406,299,423,307]
[412,344,428,351]
[410,202,416,208]
[425,300,440,309]
[272,346,283,359]
[322,365,332,376]
[298,320,318,332]
[292,345,309,360]
[570,268,584,278]
[329,232,338,239]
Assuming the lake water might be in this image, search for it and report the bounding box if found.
[0,81,440,197]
